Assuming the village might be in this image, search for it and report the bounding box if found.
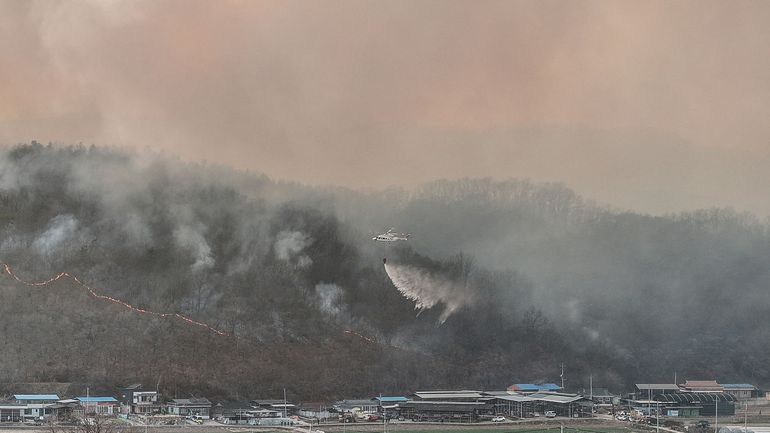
[0,380,767,431]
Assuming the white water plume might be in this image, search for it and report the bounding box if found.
[384,262,469,323]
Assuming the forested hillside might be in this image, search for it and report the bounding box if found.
[1,143,769,400]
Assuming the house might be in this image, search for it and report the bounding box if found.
[166,398,212,419]
[47,399,81,421]
[588,388,616,405]
[374,396,409,418]
[681,380,724,393]
[721,384,755,399]
[250,399,296,416]
[211,401,254,423]
[296,402,333,420]
[333,399,380,414]
[77,397,118,415]
[0,400,26,422]
[635,384,680,399]
[118,384,160,414]
[11,395,60,420]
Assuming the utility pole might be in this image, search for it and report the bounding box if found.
[561,363,565,391]
[381,393,386,433]
[715,396,719,433]
[744,401,748,433]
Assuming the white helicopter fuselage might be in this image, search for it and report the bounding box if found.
[372,228,410,242]
[372,235,408,242]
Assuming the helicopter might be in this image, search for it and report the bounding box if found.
[372,228,410,242]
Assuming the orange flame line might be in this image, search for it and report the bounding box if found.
[2,263,229,337]
[344,329,377,344]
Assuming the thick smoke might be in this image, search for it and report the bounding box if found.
[315,283,342,316]
[384,262,470,323]
[32,214,83,255]
[173,224,214,272]
[274,230,313,268]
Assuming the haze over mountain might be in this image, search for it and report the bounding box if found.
[1,1,769,215]
[1,144,770,400]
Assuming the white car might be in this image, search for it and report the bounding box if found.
[545,411,557,418]
[492,416,506,422]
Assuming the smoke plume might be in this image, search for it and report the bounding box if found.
[274,230,313,268]
[32,214,83,255]
[173,224,215,272]
[315,283,342,316]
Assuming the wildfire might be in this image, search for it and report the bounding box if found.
[2,263,229,336]
[344,329,377,344]
[2,263,387,347]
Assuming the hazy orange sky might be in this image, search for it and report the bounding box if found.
[1,0,769,215]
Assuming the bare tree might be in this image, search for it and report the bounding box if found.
[48,414,134,433]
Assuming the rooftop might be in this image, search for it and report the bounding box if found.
[374,396,408,402]
[169,398,212,406]
[335,399,379,406]
[14,394,60,400]
[636,384,680,390]
[655,393,736,403]
[529,393,585,404]
[589,388,615,398]
[509,383,562,392]
[722,384,755,389]
[485,392,585,404]
[77,397,118,403]
[414,391,484,399]
[684,380,721,387]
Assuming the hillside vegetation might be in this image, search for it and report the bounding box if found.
[1,143,769,400]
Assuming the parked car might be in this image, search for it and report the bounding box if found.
[545,411,557,418]
[492,416,506,422]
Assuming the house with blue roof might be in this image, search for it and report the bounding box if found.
[6,395,60,421]
[76,397,119,416]
[374,396,409,415]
